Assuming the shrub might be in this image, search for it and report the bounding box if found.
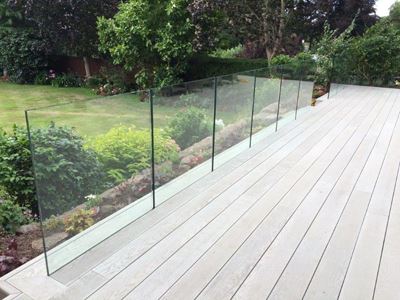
[0,126,36,212]
[51,73,82,88]
[86,126,180,184]
[63,209,95,235]
[211,45,244,59]
[167,107,213,149]
[31,123,105,216]
[185,55,268,81]
[43,215,64,233]
[34,71,52,85]
[0,31,48,83]
[0,199,31,233]
[345,20,400,85]
[270,54,292,66]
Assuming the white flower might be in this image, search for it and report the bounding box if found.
[85,194,97,200]
[215,119,225,128]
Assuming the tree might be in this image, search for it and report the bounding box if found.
[222,0,288,61]
[389,1,400,28]
[97,0,194,88]
[10,0,118,78]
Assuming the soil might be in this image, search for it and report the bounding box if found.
[0,229,43,261]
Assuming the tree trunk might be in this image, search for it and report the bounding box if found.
[83,57,91,78]
[2,68,8,78]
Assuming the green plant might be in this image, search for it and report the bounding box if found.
[63,209,95,235]
[43,215,64,232]
[34,71,51,85]
[97,0,193,89]
[51,73,82,88]
[0,199,30,233]
[31,123,105,216]
[344,20,400,85]
[84,194,102,209]
[270,54,292,66]
[86,126,180,184]
[0,30,48,83]
[167,107,213,149]
[0,125,36,212]
[185,55,268,81]
[314,21,355,86]
[211,45,243,59]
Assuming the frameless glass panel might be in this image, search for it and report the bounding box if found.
[277,65,301,130]
[296,63,315,118]
[152,78,214,206]
[251,67,281,145]
[213,70,255,168]
[26,92,152,274]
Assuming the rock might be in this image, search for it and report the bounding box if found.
[32,232,68,251]
[16,223,40,235]
[100,205,115,216]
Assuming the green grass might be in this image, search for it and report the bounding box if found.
[0,81,250,137]
[0,82,178,136]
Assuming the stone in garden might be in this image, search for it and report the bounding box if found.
[16,223,40,235]
[100,205,115,215]
[31,232,68,251]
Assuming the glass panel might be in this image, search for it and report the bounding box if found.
[251,67,281,145]
[152,78,214,206]
[296,63,315,118]
[26,92,153,274]
[213,70,255,168]
[277,65,301,130]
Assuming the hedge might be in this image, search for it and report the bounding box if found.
[185,55,269,81]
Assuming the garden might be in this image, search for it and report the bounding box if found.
[1,0,400,276]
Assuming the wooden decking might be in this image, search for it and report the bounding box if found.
[2,85,400,300]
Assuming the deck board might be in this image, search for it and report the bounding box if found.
[2,85,400,300]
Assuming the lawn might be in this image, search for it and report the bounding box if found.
[0,82,179,136]
[0,81,252,137]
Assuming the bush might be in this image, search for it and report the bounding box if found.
[0,126,36,212]
[51,73,82,88]
[0,31,48,83]
[342,20,400,85]
[0,199,31,233]
[63,209,95,235]
[31,123,105,216]
[34,71,52,85]
[211,45,244,59]
[86,126,180,184]
[186,55,268,81]
[167,107,213,149]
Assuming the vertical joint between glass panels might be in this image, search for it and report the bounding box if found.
[149,90,156,209]
[295,69,303,120]
[249,70,257,148]
[211,77,218,172]
[276,67,284,132]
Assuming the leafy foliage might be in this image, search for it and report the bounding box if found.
[51,73,82,88]
[0,199,31,233]
[97,0,193,88]
[63,209,95,235]
[314,21,355,85]
[86,126,180,184]
[186,55,268,80]
[11,0,118,58]
[167,107,212,149]
[0,30,48,83]
[0,125,36,212]
[333,20,400,86]
[31,123,105,216]
[211,45,243,59]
